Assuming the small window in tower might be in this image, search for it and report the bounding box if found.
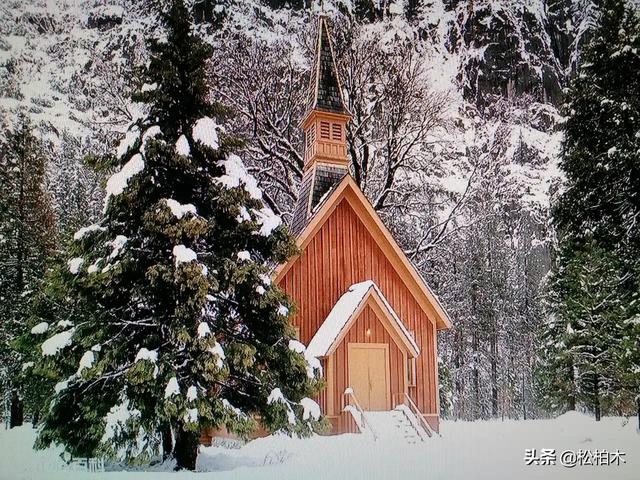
[306,125,316,149]
[320,121,330,139]
[331,123,342,141]
[407,357,417,387]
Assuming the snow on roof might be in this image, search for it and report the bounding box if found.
[306,281,419,358]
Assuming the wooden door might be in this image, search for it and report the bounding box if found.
[348,344,390,411]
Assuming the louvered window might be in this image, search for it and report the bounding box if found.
[331,123,342,141]
[306,125,316,149]
[320,121,330,139]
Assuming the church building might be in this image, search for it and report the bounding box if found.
[274,15,452,434]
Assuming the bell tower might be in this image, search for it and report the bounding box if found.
[290,15,352,235]
[301,15,351,171]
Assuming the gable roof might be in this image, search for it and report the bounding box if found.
[276,175,453,330]
[306,281,420,358]
[290,163,347,237]
[305,15,350,118]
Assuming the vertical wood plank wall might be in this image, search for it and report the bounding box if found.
[278,199,437,416]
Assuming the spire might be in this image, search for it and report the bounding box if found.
[305,15,349,119]
[291,15,351,235]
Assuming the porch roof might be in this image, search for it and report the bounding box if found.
[306,280,420,359]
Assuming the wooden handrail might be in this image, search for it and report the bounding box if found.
[343,388,378,441]
[393,392,433,438]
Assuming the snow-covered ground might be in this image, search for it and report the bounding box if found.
[1,412,638,480]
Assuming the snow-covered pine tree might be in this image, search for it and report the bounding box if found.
[554,0,640,271]
[0,114,57,428]
[539,0,640,420]
[540,244,629,420]
[32,0,322,470]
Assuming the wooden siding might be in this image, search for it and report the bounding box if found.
[278,199,438,417]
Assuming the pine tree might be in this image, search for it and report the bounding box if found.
[554,0,640,271]
[538,0,640,420]
[32,0,322,470]
[0,114,57,428]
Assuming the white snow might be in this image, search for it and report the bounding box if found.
[21,362,34,371]
[108,235,128,259]
[134,348,158,363]
[197,322,211,338]
[173,245,197,264]
[237,206,251,222]
[288,339,306,354]
[300,397,321,421]
[256,285,266,295]
[41,329,75,356]
[306,281,418,358]
[237,250,251,261]
[278,305,289,316]
[175,134,191,156]
[67,257,83,274]
[141,126,162,154]
[607,146,618,157]
[30,322,49,335]
[165,198,197,219]
[141,83,157,93]
[104,154,145,206]
[54,380,68,394]
[208,341,226,368]
[164,377,180,399]
[184,408,199,424]
[267,388,296,425]
[192,117,219,150]
[259,274,272,285]
[73,224,105,240]
[267,388,285,405]
[253,207,282,236]
[77,351,95,374]
[186,386,198,402]
[102,398,141,444]
[217,154,262,200]
[2,413,639,479]
[116,129,140,159]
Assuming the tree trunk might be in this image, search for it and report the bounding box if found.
[173,429,199,471]
[490,326,498,418]
[594,374,601,422]
[161,424,174,461]
[10,390,23,428]
[32,409,40,426]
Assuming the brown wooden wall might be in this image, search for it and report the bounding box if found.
[278,199,438,416]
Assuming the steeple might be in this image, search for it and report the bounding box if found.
[301,15,351,172]
[290,15,351,236]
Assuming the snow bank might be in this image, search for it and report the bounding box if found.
[1,414,639,479]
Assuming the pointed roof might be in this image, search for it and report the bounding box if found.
[276,175,453,330]
[305,15,350,118]
[306,281,421,358]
